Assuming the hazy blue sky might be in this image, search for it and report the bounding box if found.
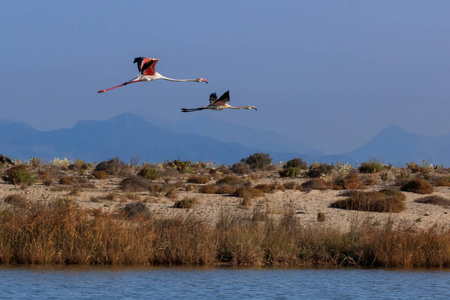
[1,1,449,154]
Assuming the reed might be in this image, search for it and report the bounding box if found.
[0,203,448,268]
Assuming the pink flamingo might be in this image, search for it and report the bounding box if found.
[98,57,208,93]
[182,91,257,112]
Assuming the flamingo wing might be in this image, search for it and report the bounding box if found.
[209,93,218,104]
[212,91,230,106]
[134,57,158,76]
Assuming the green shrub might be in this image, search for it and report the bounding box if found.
[358,161,386,173]
[306,163,334,178]
[138,166,161,179]
[164,160,196,173]
[2,165,36,186]
[241,153,272,170]
[401,178,434,194]
[285,158,308,169]
[279,167,302,178]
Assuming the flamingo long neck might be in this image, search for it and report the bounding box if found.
[227,105,252,110]
[158,74,197,82]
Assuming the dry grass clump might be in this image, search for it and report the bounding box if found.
[331,190,406,213]
[187,175,210,184]
[216,175,242,185]
[59,176,75,185]
[165,188,179,200]
[230,162,251,175]
[93,170,109,179]
[215,185,236,195]
[200,185,216,194]
[234,186,263,199]
[174,197,198,208]
[2,165,37,186]
[38,170,53,186]
[302,178,333,190]
[283,181,305,191]
[120,176,152,192]
[122,202,149,218]
[317,210,326,222]
[95,157,126,176]
[434,176,450,187]
[4,194,28,209]
[415,196,450,207]
[0,204,448,267]
[334,174,365,190]
[254,182,285,193]
[401,178,434,194]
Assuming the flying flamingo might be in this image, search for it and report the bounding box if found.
[181,91,257,112]
[97,57,208,93]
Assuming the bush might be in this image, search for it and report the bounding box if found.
[215,185,236,195]
[123,202,149,218]
[95,157,125,176]
[2,165,37,186]
[401,178,434,194]
[415,196,450,207]
[38,170,53,186]
[283,181,305,191]
[331,190,406,213]
[302,178,332,190]
[4,194,28,209]
[242,153,272,170]
[187,175,210,184]
[254,182,285,193]
[93,170,109,179]
[358,161,386,173]
[234,187,263,199]
[138,166,161,180]
[216,175,242,185]
[230,162,251,175]
[285,158,308,169]
[334,174,365,189]
[306,163,334,178]
[165,188,179,200]
[200,185,216,194]
[435,176,450,187]
[174,197,198,209]
[120,176,153,192]
[164,160,196,173]
[59,176,75,185]
[279,167,302,178]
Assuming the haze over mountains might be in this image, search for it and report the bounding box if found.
[0,113,448,166]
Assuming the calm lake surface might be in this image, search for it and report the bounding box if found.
[0,266,448,299]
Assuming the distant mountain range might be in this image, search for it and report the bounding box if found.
[0,113,448,166]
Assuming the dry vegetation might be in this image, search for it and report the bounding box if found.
[0,155,449,267]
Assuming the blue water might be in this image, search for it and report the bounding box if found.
[0,266,448,299]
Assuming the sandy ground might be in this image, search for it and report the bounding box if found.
[1,167,449,232]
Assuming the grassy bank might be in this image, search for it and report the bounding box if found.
[1,202,448,268]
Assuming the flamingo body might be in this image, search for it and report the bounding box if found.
[181,91,257,112]
[98,57,207,93]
